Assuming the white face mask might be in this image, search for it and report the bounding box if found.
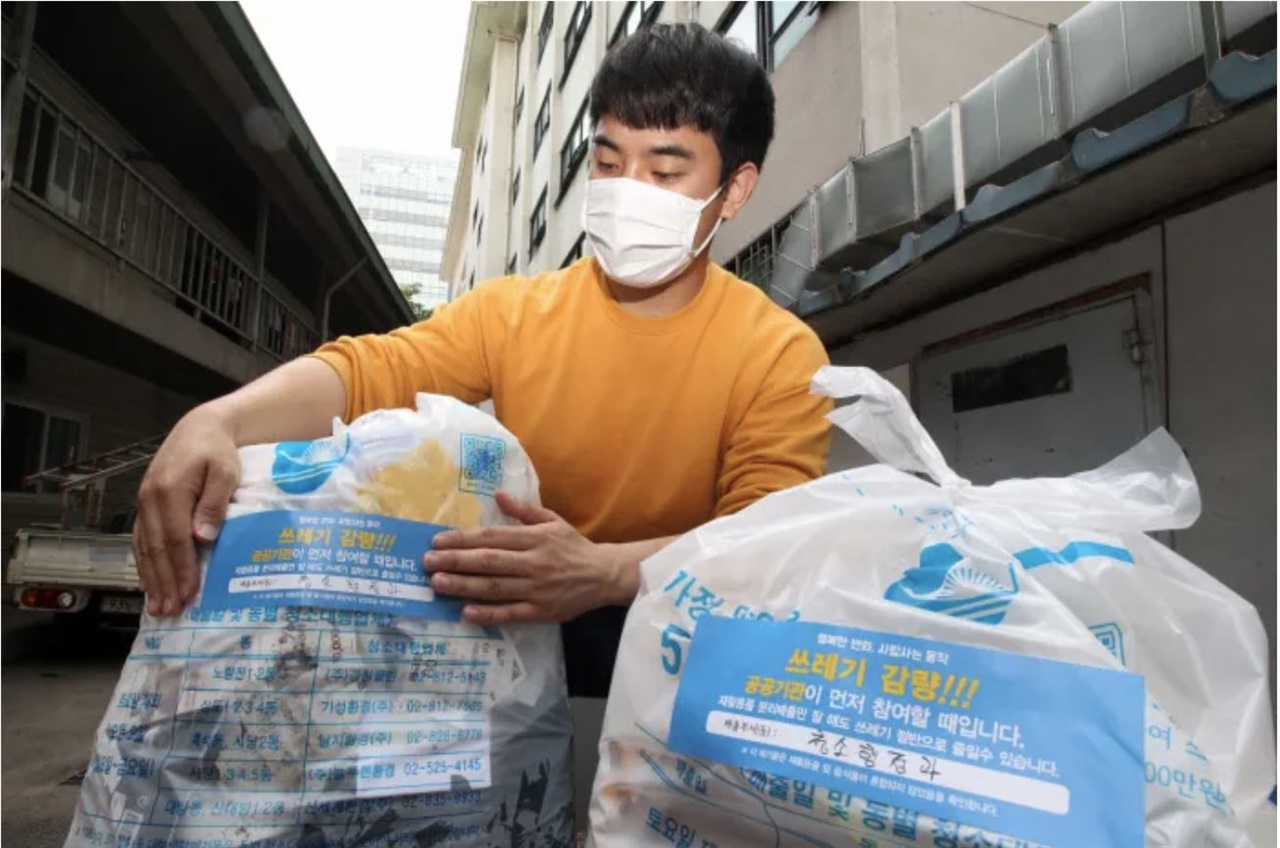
[582,178,724,288]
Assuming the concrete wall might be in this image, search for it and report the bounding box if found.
[1,330,202,553]
[827,181,1278,696]
[891,2,1083,145]
[714,1,864,261]
[1163,183,1277,680]
[715,1,1083,261]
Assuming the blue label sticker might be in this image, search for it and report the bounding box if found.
[200,510,460,620]
[668,617,1145,848]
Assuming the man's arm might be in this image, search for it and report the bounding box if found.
[715,325,833,517]
[134,358,347,615]
[135,289,496,616]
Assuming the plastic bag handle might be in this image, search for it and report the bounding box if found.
[812,366,1201,532]
[811,366,966,488]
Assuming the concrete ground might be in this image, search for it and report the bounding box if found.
[2,605,135,848]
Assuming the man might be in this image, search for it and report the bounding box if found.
[133,23,832,698]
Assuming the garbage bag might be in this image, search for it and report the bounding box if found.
[68,395,574,848]
[589,366,1274,848]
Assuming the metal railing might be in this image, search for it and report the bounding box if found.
[8,81,317,361]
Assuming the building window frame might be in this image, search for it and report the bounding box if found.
[557,96,591,203]
[506,254,519,275]
[536,2,555,64]
[729,208,798,291]
[1,399,90,495]
[610,1,663,46]
[715,2,820,71]
[560,232,586,269]
[513,87,525,129]
[511,169,521,208]
[563,2,594,82]
[529,188,548,257]
[532,87,552,158]
[476,215,484,246]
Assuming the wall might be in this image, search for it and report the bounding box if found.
[714,1,864,261]
[1,331,202,556]
[827,181,1277,698]
[1163,182,1277,691]
[892,2,1082,143]
[715,1,1082,262]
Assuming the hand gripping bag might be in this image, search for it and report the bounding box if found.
[68,395,574,848]
[589,367,1274,848]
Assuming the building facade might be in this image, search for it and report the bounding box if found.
[441,1,1084,299]
[336,148,458,311]
[1,3,413,543]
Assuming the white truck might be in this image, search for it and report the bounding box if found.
[7,436,160,631]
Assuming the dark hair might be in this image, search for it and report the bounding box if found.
[589,23,775,182]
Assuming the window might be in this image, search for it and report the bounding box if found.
[735,230,775,290]
[511,169,521,208]
[2,401,86,493]
[950,346,1072,414]
[564,2,593,79]
[610,1,663,46]
[716,2,819,70]
[529,188,548,256]
[469,270,476,290]
[506,254,519,275]
[729,211,796,291]
[717,2,761,61]
[533,88,552,157]
[476,136,485,174]
[476,215,484,246]
[472,202,479,228]
[559,97,591,198]
[561,232,586,269]
[514,87,525,128]
[537,2,554,64]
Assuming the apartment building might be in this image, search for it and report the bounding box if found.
[1,2,413,540]
[336,147,458,311]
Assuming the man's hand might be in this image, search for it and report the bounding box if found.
[423,493,643,625]
[133,406,240,617]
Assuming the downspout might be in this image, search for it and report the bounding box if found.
[320,256,368,342]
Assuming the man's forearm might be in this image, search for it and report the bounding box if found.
[599,535,678,606]
[200,357,347,447]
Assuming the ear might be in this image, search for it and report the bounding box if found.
[719,163,760,223]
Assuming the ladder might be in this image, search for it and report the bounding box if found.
[23,434,166,530]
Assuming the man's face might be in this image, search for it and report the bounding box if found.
[590,114,758,248]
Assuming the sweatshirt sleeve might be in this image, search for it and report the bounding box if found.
[715,324,833,517]
[309,284,497,422]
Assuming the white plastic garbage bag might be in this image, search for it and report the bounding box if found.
[68,395,574,848]
[589,366,1274,848]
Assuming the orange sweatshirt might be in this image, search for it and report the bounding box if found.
[311,258,832,544]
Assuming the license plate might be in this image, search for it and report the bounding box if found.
[100,595,143,615]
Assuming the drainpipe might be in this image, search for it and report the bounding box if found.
[320,257,368,341]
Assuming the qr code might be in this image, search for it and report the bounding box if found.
[459,434,506,495]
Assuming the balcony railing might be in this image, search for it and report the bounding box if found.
[8,81,316,362]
